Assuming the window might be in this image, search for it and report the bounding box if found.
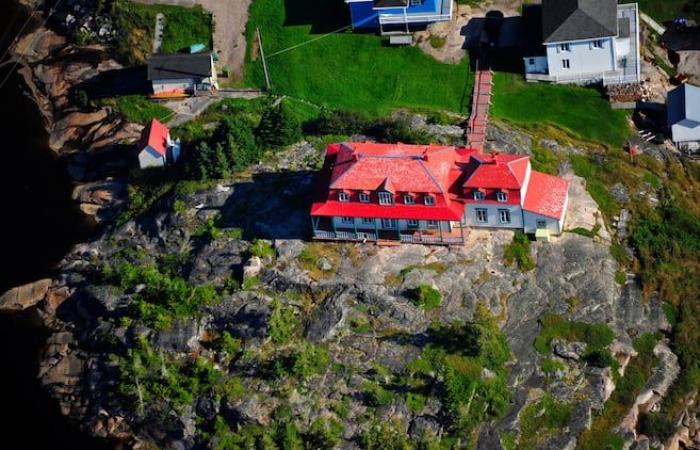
[559,43,570,52]
[473,191,485,201]
[359,193,370,203]
[404,194,415,205]
[536,220,547,229]
[427,220,438,228]
[381,218,397,229]
[338,192,350,202]
[407,219,419,228]
[592,39,603,49]
[496,192,508,202]
[528,58,535,65]
[424,195,436,206]
[410,0,422,5]
[341,216,354,224]
[378,192,393,205]
[562,59,571,69]
[499,209,511,224]
[476,208,488,223]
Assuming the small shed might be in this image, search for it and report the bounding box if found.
[667,83,700,152]
[138,119,181,169]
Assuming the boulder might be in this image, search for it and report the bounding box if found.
[551,338,586,361]
[409,415,442,439]
[243,256,263,279]
[0,278,51,311]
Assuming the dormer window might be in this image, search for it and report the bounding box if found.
[424,195,436,206]
[378,192,393,205]
[359,193,370,203]
[560,43,570,52]
[496,192,508,202]
[473,191,485,201]
[404,194,415,205]
[338,192,350,202]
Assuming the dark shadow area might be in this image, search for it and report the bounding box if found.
[73,66,150,99]
[63,144,137,182]
[283,0,351,33]
[662,25,700,52]
[462,12,525,74]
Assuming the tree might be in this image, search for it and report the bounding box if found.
[211,142,229,179]
[255,101,302,149]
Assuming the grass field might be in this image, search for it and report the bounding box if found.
[102,95,174,124]
[244,0,473,115]
[491,72,630,148]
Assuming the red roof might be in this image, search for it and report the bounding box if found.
[310,200,464,221]
[329,143,459,194]
[523,171,569,219]
[463,153,529,190]
[141,118,170,156]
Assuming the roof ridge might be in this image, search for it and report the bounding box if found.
[416,159,445,194]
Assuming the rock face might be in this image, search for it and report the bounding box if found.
[0,279,52,311]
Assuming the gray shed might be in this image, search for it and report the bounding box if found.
[667,83,700,151]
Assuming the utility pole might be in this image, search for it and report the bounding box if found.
[256,27,271,91]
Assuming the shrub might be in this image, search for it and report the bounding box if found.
[268,299,297,344]
[540,357,566,374]
[503,232,535,271]
[255,101,302,149]
[306,417,344,449]
[638,413,676,442]
[534,314,615,357]
[307,109,370,135]
[410,284,442,309]
[429,35,447,48]
[368,117,435,144]
[250,239,275,260]
[362,381,394,407]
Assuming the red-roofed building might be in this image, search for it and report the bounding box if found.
[138,119,181,169]
[310,142,569,245]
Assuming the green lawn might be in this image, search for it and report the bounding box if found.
[491,72,630,148]
[245,0,473,115]
[632,0,699,23]
[102,95,174,125]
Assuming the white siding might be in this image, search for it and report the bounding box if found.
[138,146,166,169]
[332,217,451,232]
[151,78,195,95]
[615,37,630,57]
[523,211,561,235]
[462,204,523,229]
[671,120,700,144]
[523,56,548,74]
[545,37,616,78]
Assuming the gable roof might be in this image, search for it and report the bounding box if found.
[140,119,170,156]
[462,153,529,190]
[667,83,700,126]
[523,171,569,219]
[147,53,213,81]
[329,143,460,194]
[542,0,617,43]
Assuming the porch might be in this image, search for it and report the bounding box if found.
[377,0,453,30]
[311,217,466,246]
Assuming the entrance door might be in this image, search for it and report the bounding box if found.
[381,219,397,229]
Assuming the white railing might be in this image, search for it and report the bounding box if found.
[379,13,451,24]
[313,230,377,241]
[399,233,464,244]
[525,69,638,85]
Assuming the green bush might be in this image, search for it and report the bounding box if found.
[411,285,442,309]
[638,413,676,442]
[255,101,302,149]
[368,117,435,144]
[306,417,344,449]
[518,394,573,449]
[268,299,297,344]
[250,239,275,260]
[534,314,615,357]
[362,381,394,407]
[540,357,566,374]
[307,109,370,135]
[503,232,535,271]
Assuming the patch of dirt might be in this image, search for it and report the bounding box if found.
[198,0,252,80]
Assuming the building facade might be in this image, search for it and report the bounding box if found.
[147,53,218,98]
[345,0,453,33]
[138,119,181,169]
[667,83,700,153]
[522,0,640,85]
[310,143,569,245]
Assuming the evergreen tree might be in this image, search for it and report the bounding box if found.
[255,101,302,149]
[211,142,229,179]
[190,141,212,180]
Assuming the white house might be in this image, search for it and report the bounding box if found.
[138,119,181,169]
[667,83,700,153]
[522,0,640,85]
[147,53,218,98]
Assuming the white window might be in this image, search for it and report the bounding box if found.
[378,192,393,205]
[562,59,571,69]
[362,217,374,224]
[536,220,547,229]
[592,39,603,49]
[528,58,535,65]
[473,191,485,201]
[359,193,370,203]
[341,216,354,224]
[404,194,415,205]
[407,219,419,228]
[424,195,436,206]
[427,220,438,228]
[381,218,397,229]
[499,209,511,224]
[496,192,508,202]
[476,208,488,223]
[338,192,350,202]
[560,43,570,52]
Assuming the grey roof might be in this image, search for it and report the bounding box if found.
[542,0,618,43]
[147,53,213,81]
[668,83,700,125]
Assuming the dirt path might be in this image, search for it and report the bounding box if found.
[133,0,251,79]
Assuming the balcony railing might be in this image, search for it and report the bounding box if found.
[378,13,451,24]
[525,70,639,85]
[313,230,378,241]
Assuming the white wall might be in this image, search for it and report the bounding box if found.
[523,211,561,235]
[671,120,700,144]
[462,204,523,229]
[332,217,451,232]
[615,37,630,57]
[545,37,616,77]
[523,56,548,74]
[138,146,166,169]
[152,78,195,94]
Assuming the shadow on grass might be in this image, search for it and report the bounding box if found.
[72,66,150,99]
[282,0,351,33]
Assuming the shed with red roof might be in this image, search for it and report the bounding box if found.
[138,119,181,169]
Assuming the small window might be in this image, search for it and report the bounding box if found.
[341,216,354,224]
[424,195,436,206]
[378,192,393,205]
[407,219,419,228]
[473,191,485,201]
[476,208,488,223]
[528,58,535,65]
[536,220,547,229]
[339,192,350,202]
[410,0,422,5]
[359,193,370,203]
[381,218,397,229]
[560,43,570,52]
[427,220,438,228]
[499,209,511,224]
[496,192,508,202]
[592,39,603,49]
[404,194,415,205]
[562,59,571,69]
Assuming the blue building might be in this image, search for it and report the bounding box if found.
[346,0,453,33]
